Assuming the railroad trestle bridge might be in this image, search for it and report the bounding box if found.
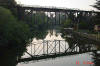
[16,5,100,25]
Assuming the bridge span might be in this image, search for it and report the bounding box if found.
[17,40,97,63]
[16,4,100,12]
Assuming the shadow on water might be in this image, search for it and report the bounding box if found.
[0,27,100,66]
[61,28,100,66]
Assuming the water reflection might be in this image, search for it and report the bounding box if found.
[61,29,99,50]
[44,29,64,40]
[21,29,67,58]
[0,28,100,66]
[18,52,94,66]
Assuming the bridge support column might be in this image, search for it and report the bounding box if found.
[64,12,67,21]
[55,12,57,25]
[34,11,36,24]
[31,10,33,24]
[47,12,49,25]
[17,7,22,20]
[59,12,61,25]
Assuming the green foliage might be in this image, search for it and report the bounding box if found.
[62,19,73,28]
[0,0,16,5]
[79,22,89,29]
[0,7,31,48]
[0,0,17,18]
[93,0,100,10]
[92,0,100,25]
[32,15,48,39]
[24,12,48,39]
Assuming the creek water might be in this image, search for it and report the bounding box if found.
[17,29,99,66]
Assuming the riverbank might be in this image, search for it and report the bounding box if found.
[77,30,100,41]
[77,31,100,43]
[64,28,100,45]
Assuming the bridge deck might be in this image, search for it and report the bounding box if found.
[16,5,100,13]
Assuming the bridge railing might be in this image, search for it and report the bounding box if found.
[26,40,69,56]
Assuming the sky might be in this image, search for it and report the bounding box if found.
[15,0,97,10]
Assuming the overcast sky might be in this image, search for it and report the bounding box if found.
[16,0,96,10]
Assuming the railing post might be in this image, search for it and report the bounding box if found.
[43,40,45,55]
[59,12,60,25]
[47,12,49,25]
[55,40,56,54]
[31,42,32,55]
[33,44,36,56]
[59,40,60,53]
[65,41,66,52]
[31,10,33,23]
[47,41,48,55]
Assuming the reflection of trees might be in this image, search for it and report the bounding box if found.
[24,12,49,40]
[32,29,48,40]
[61,29,98,52]
[61,29,80,48]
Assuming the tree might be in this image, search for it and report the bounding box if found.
[61,19,73,28]
[92,0,100,25]
[0,0,16,6]
[93,0,100,10]
[0,6,33,66]
[0,0,17,17]
[0,7,31,49]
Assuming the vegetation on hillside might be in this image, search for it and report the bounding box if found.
[0,7,31,48]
